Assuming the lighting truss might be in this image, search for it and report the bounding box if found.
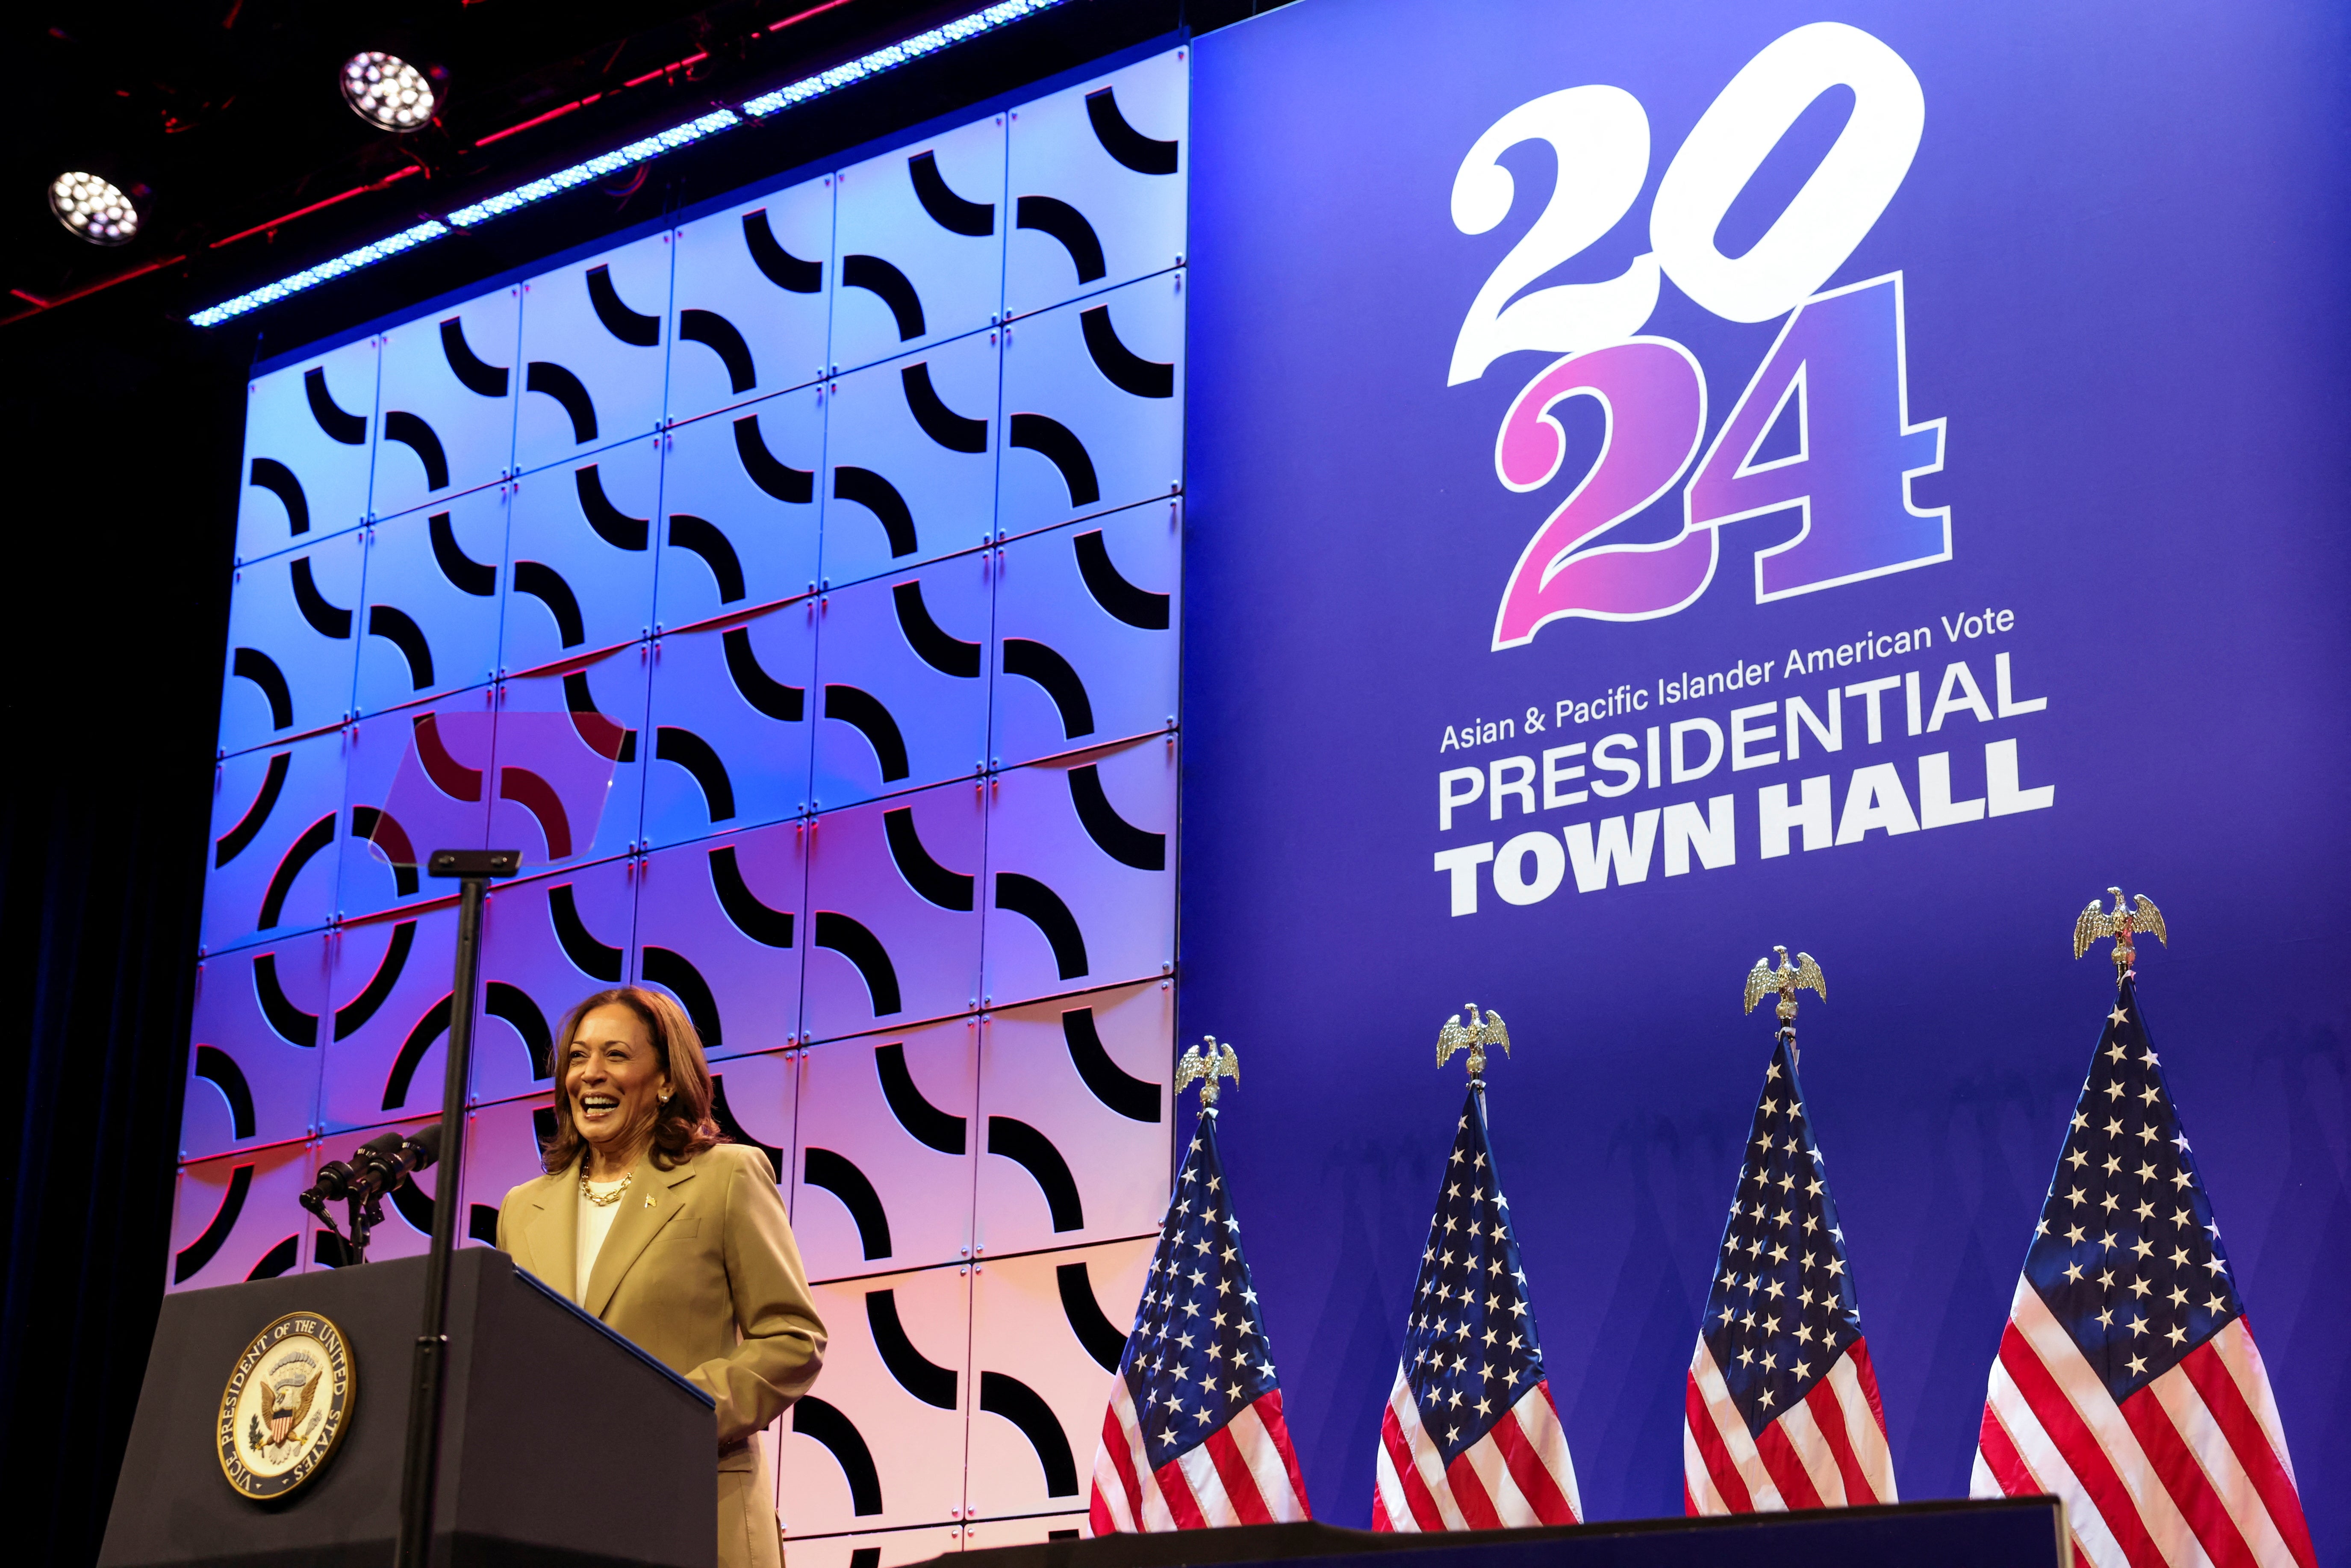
[185,0,1067,329]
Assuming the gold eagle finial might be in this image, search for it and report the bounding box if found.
[1436,1003,1511,1079]
[2073,887,2167,973]
[1174,1037,1240,1109]
[1743,946,1826,1034]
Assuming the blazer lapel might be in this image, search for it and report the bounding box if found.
[581,1158,698,1319]
[519,1163,579,1299]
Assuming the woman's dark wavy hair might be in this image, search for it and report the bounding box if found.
[539,986,725,1175]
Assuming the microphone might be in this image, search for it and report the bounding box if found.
[301,1125,443,1208]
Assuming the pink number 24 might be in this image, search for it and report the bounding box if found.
[1489,273,1947,650]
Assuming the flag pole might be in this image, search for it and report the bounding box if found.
[1742,946,1825,1065]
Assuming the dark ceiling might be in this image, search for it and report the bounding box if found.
[3,0,1270,338]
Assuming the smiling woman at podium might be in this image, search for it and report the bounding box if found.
[495,987,825,1568]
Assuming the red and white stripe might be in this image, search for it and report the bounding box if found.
[1682,1337,1895,1515]
[1087,1373,1311,1535]
[1971,1279,2316,1568]
[1370,1370,1581,1531]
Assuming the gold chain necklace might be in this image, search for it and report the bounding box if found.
[579,1167,634,1207]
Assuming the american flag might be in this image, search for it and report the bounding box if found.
[1372,1086,1581,1531]
[1684,1035,1896,1514]
[1087,1108,1311,1533]
[1971,974,2316,1568]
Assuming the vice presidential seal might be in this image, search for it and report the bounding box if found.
[217,1310,354,1500]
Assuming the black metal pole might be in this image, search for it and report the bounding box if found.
[395,863,494,1568]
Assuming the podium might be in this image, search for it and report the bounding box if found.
[99,1247,716,1568]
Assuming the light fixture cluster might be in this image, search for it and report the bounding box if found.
[182,0,1068,326]
[49,171,140,246]
[342,52,438,132]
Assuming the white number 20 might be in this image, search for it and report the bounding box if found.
[1447,21,1926,385]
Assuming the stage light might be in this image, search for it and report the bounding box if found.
[341,51,438,132]
[48,171,140,246]
[189,0,1068,324]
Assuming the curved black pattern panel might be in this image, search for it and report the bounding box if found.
[526,362,598,445]
[258,812,338,930]
[734,414,814,504]
[349,807,422,898]
[316,1230,359,1268]
[1008,413,1102,507]
[642,946,724,1049]
[1063,1007,1160,1123]
[253,952,322,1046]
[908,150,996,237]
[1086,87,1181,176]
[470,1204,503,1246]
[900,363,989,453]
[1080,306,1176,399]
[873,1041,961,1152]
[891,581,981,677]
[563,672,638,763]
[174,1163,254,1283]
[231,647,295,730]
[821,686,910,781]
[841,254,925,342]
[430,511,498,595]
[194,1043,258,1140]
[290,556,355,640]
[247,1235,301,1281]
[1057,1259,1131,1372]
[802,1147,890,1259]
[680,309,756,395]
[1002,640,1096,740]
[485,980,555,1077]
[813,913,902,1016]
[1015,196,1106,285]
[667,514,745,603]
[368,604,435,690]
[575,465,650,551]
[995,873,1090,981]
[216,752,290,867]
[986,1117,1084,1231]
[1069,765,1165,871]
[548,884,626,982]
[655,726,737,822]
[441,316,510,397]
[979,1371,1080,1495]
[586,263,662,347]
[724,628,804,722]
[383,996,453,1111]
[743,210,823,293]
[389,1174,437,1233]
[383,410,451,490]
[513,560,587,648]
[707,1072,781,1170]
[709,845,795,947]
[332,918,416,1041]
[1074,530,1170,630]
[883,807,974,911]
[305,367,368,444]
[248,457,310,537]
[792,1397,884,1515]
[832,467,917,557]
[867,1288,958,1407]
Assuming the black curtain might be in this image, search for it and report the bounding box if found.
[0,298,245,1566]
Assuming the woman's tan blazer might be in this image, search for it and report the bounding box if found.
[496,1142,826,1568]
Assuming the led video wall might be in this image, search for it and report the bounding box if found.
[173,46,1188,1559]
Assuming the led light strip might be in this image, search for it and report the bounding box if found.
[188,0,1066,329]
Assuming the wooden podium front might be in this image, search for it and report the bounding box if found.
[99,1247,716,1568]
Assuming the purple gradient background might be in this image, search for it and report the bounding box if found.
[1184,0,2351,1544]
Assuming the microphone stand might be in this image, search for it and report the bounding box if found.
[396,848,519,1568]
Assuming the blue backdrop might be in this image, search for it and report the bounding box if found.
[1181,0,2351,1548]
